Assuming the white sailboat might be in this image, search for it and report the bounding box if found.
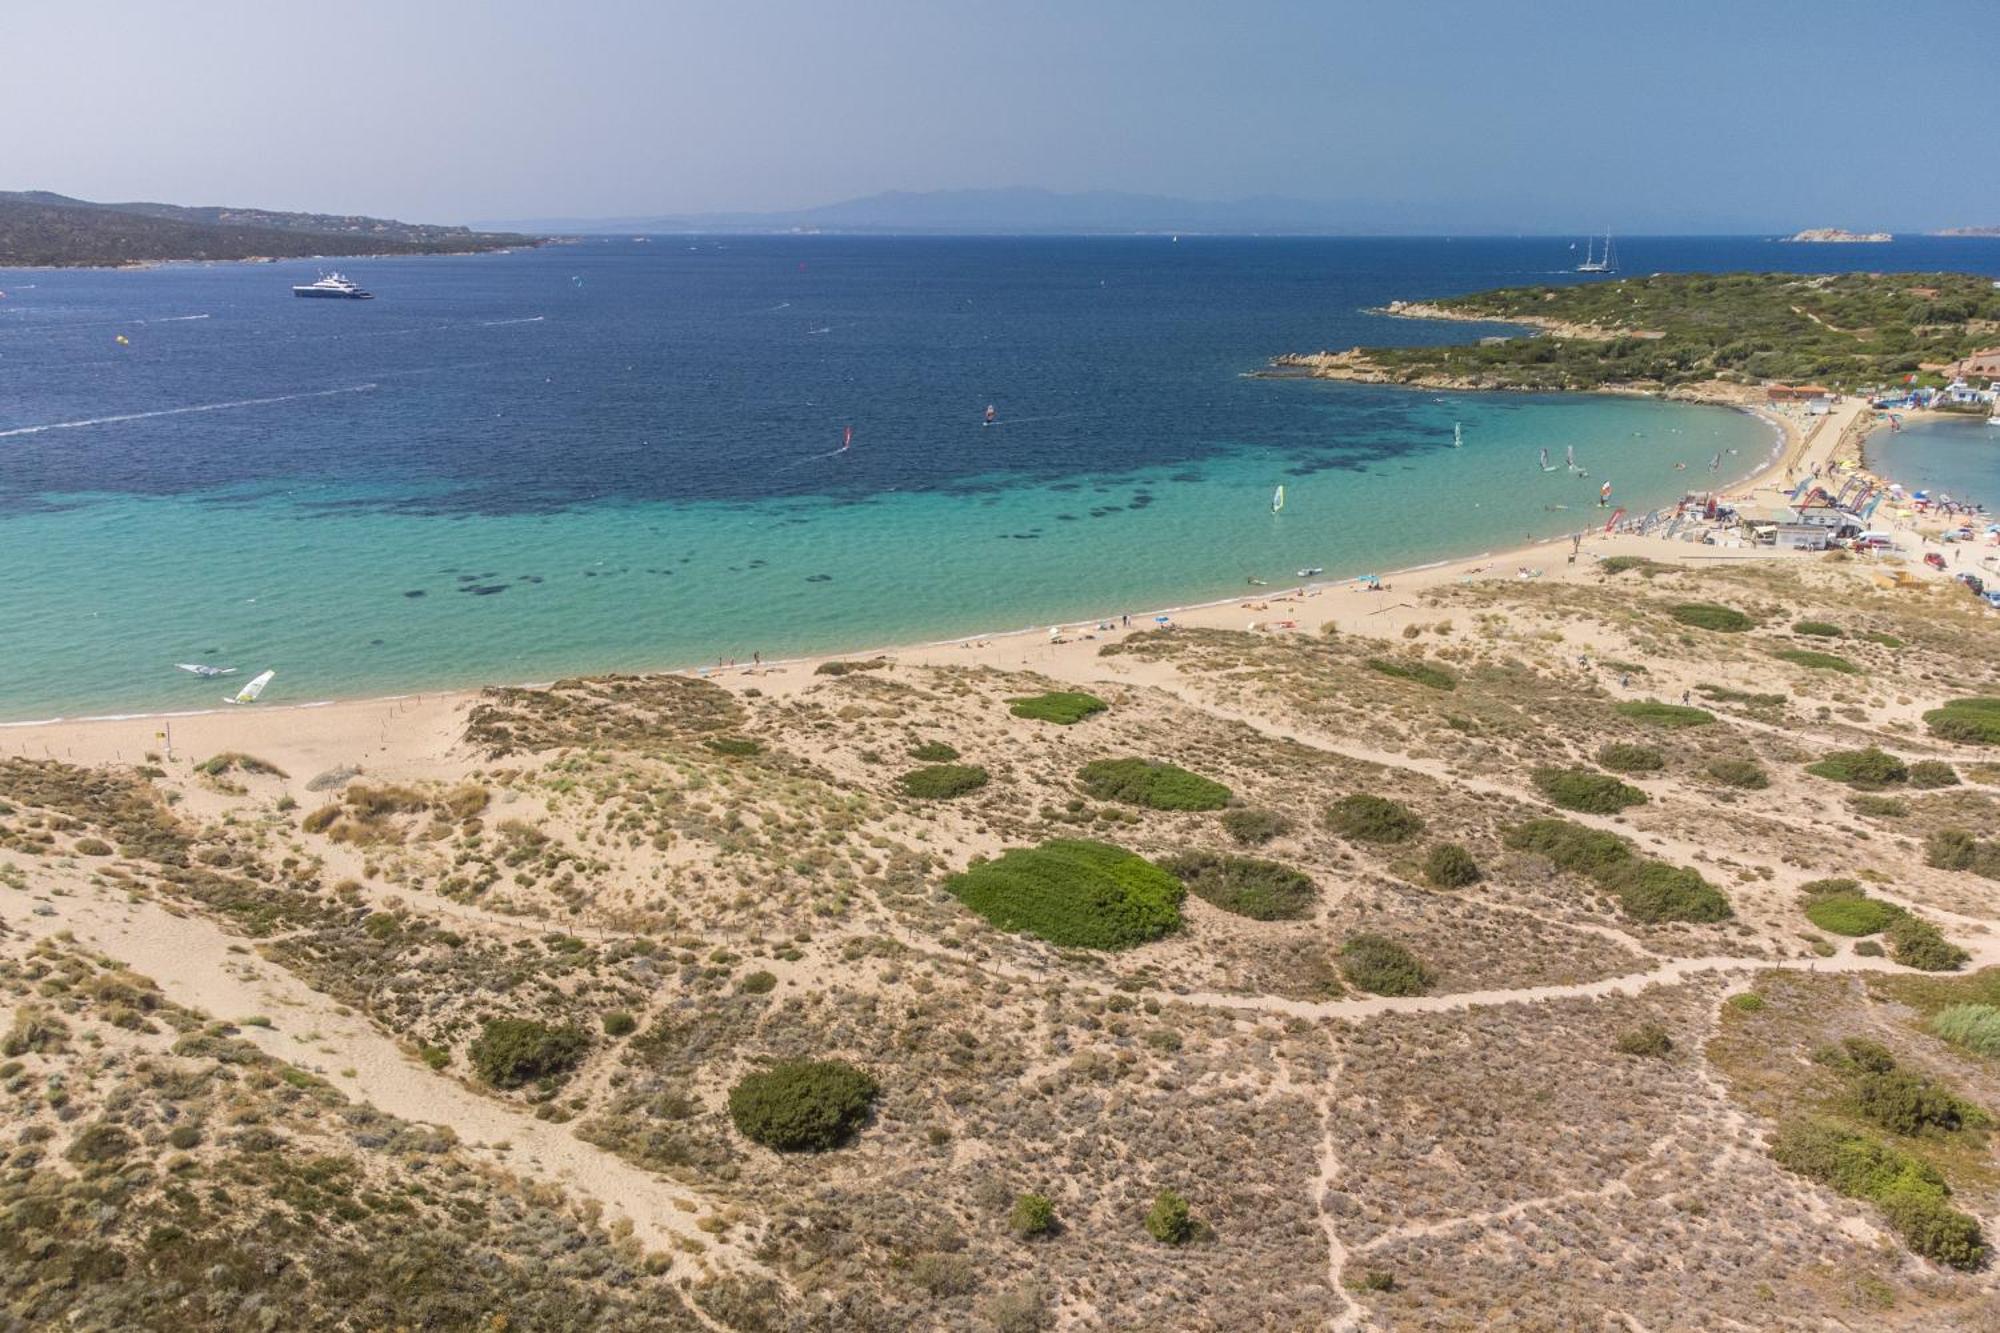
[1575,232,1617,274]
[1452,422,1463,448]
[1271,485,1285,514]
[226,669,274,705]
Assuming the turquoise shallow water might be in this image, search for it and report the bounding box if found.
[1864,414,1999,510]
[0,237,1790,720]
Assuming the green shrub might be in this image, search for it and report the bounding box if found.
[1365,657,1456,691]
[1532,767,1647,814]
[1705,757,1769,789]
[301,804,342,834]
[1802,887,1902,937]
[1697,684,1788,707]
[1772,1119,1986,1269]
[1601,860,1733,923]
[1728,992,1766,1013]
[1340,933,1432,997]
[1613,700,1715,728]
[1614,1024,1673,1058]
[1920,828,2000,877]
[815,659,889,677]
[1503,818,1632,877]
[195,751,289,778]
[910,740,960,762]
[738,970,778,995]
[166,1124,202,1150]
[1793,620,1843,637]
[1669,602,1754,632]
[1326,794,1425,844]
[1077,758,1231,811]
[1855,939,1885,957]
[728,1059,878,1151]
[1159,850,1315,921]
[1144,1189,1195,1244]
[1923,697,2000,746]
[468,1018,588,1089]
[1930,1004,2000,1058]
[1600,555,1675,576]
[1422,842,1482,889]
[1859,630,1905,648]
[1853,1066,1989,1137]
[1851,794,1910,818]
[1806,747,1908,789]
[899,764,991,800]
[704,736,761,757]
[601,1010,637,1038]
[1007,691,1106,725]
[72,837,113,857]
[1596,743,1665,773]
[1774,649,1862,674]
[1888,917,1970,973]
[1009,1192,1057,1239]
[1908,760,1959,789]
[1220,807,1292,846]
[947,839,1184,949]
[65,1122,136,1166]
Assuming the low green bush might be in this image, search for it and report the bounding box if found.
[1159,850,1315,921]
[1340,933,1432,996]
[1220,806,1292,846]
[1077,758,1231,811]
[1422,842,1482,889]
[1727,992,1766,1013]
[72,837,113,857]
[1007,691,1106,725]
[1922,829,2000,878]
[1806,747,1908,790]
[1908,760,1959,789]
[1888,916,1970,972]
[602,1010,637,1037]
[1009,1192,1057,1239]
[728,1058,878,1151]
[704,737,761,756]
[1325,794,1425,844]
[1613,700,1715,728]
[1924,697,2000,746]
[1503,818,1633,877]
[1931,1004,2000,1058]
[1697,684,1787,707]
[1669,602,1754,632]
[1144,1189,1195,1244]
[1532,767,1647,814]
[1772,1118,1985,1269]
[910,740,961,762]
[900,763,991,800]
[1596,742,1665,773]
[947,839,1184,949]
[1600,860,1732,923]
[1366,657,1456,691]
[815,659,889,677]
[1614,1024,1673,1058]
[738,970,778,995]
[1774,649,1862,674]
[469,1018,589,1089]
[1859,630,1905,648]
[1801,884,1902,937]
[1851,794,1910,819]
[1793,620,1843,637]
[1705,757,1770,789]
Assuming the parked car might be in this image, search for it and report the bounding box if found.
[1925,552,1948,571]
[1955,572,1985,596]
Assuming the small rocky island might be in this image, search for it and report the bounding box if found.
[1781,228,1893,243]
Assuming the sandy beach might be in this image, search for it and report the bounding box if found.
[0,392,1884,776]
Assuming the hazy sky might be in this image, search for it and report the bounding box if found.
[3,0,1990,231]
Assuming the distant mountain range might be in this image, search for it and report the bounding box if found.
[0,191,539,267]
[481,187,1427,236]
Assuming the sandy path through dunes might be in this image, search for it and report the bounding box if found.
[0,873,773,1297]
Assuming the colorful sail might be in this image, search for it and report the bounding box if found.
[840,425,853,452]
[228,670,274,705]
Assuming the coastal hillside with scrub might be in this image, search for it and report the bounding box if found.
[1273,270,2000,392]
[4,551,2000,1328]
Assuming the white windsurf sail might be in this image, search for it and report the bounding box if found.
[1271,485,1285,513]
[176,663,237,678]
[1452,422,1463,448]
[227,669,274,704]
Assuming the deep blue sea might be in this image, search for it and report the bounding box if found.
[4,234,1999,720]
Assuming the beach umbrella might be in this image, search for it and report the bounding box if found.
[1153,614,1171,624]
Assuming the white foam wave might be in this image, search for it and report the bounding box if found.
[0,384,378,438]
[479,316,546,326]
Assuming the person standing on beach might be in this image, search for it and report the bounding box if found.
[1121,613,1130,628]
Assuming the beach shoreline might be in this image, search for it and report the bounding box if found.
[0,391,1867,769]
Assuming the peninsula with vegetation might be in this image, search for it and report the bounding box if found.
[0,190,540,267]
[1270,271,2000,393]
[1783,228,1893,243]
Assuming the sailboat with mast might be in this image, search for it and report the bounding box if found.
[1575,232,1617,274]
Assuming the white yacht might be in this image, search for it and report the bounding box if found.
[292,272,373,299]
